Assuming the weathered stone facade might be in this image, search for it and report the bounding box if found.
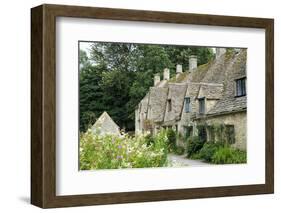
[135,48,247,150]
[195,111,247,150]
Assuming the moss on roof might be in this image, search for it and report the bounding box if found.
[188,61,213,82]
[168,61,213,84]
[168,72,188,83]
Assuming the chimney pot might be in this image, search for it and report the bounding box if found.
[189,55,197,71]
[154,73,160,86]
[163,68,170,81]
[176,64,183,74]
[216,48,226,59]
[176,64,183,79]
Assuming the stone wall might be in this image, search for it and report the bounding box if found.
[196,111,247,150]
[206,99,218,113]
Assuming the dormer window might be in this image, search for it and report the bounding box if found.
[184,97,191,113]
[235,77,246,97]
[198,98,205,114]
[167,99,172,112]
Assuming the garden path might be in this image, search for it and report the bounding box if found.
[168,153,211,167]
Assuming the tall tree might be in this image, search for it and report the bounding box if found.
[79,43,214,132]
[79,50,107,132]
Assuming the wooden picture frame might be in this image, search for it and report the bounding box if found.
[31,4,274,208]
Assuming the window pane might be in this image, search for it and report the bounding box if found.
[242,79,246,95]
[199,99,205,114]
[237,80,241,96]
[185,97,190,112]
[236,78,246,96]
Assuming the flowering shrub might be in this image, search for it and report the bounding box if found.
[80,129,168,170]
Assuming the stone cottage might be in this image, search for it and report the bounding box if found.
[135,48,247,150]
[92,111,121,136]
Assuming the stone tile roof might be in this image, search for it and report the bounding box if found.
[185,83,200,99]
[197,84,224,100]
[207,50,247,115]
[137,48,247,124]
[200,55,228,84]
[207,96,246,115]
[147,87,168,122]
[186,62,211,83]
[139,93,149,114]
[164,83,187,122]
[92,111,120,135]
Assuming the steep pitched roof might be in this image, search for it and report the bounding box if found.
[207,50,247,115]
[200,54,228,84]
[137,49,247,125]
[186,62,212,83]
[139,93,149,115]
[147,87,168,122]
[185,83,200,98]
[164,83,187,122]
[207,96,246,115]
[197,83,224,100]
[92,111,120,135]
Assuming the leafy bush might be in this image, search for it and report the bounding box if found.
[211,146,247,164]
[199,142,223,162]
[174,146,185,155]
[144,133,154,146]
[166,128,177,152]
[80,129,168,170]
[189,152,201,160]
[186,136,204,158]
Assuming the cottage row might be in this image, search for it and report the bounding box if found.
[135,48,247,150]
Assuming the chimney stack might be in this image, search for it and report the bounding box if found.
[216,48,226,59]
[176,64,183,78]
[189,55,197,71]
[154,73,160,86]
[163,68,170,81]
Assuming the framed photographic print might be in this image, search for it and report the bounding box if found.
[31,4,274,208]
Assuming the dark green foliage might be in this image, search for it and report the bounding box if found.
[79,50,106,132]
[198,142,223,162]
[79,42,214,132]
[194,140,247,164]
[186,136,205,158]
[211,147,247,164]
[144,134,155,146]
[164,46,214,71]
[166,128,177,152]
[174,146,185,155]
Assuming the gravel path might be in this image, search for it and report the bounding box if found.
[168,153,211,167]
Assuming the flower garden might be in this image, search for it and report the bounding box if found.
[80,129,169,170]
[80,128,246,170]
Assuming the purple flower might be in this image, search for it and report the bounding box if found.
[118,145,122,149]
[116,155,123,159]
